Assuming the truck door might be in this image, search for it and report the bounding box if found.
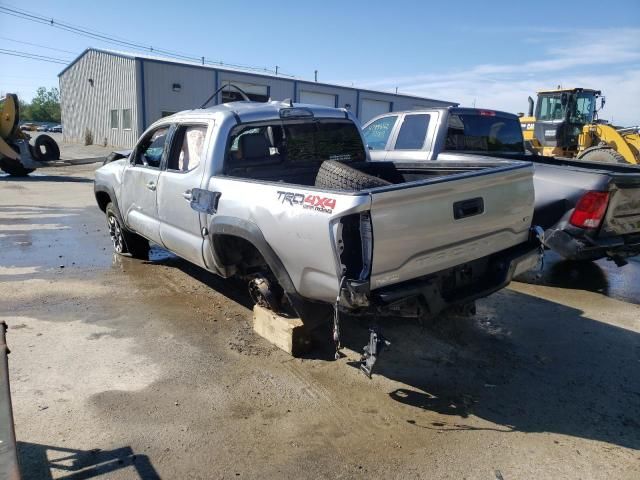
[120,125,169,245]
[157,123,210,267]
[361,114,399,161]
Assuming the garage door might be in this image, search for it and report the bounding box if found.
[360,99,392,123]
[299,91,337,107]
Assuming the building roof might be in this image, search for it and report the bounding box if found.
[58,48,458,106]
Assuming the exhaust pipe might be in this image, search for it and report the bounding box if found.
[527,96,534,117]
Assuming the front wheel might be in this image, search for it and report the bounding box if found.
[105,202,149,259]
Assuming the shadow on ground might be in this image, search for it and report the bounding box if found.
[0,174,94,183]
[359,289,640,450]
[144,251,640,451]
[516,251,640,305]
[17,442,160,480]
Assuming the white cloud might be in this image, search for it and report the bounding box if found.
[355,28,640,125]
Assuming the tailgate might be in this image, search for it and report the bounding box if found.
[369,164,535,289]
[601,175,640,237]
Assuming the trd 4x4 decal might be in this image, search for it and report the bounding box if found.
[277,191,336,214]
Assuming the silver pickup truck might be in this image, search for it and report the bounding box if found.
[95,101,541,331]
[363,107,640,265]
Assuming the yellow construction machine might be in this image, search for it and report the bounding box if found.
[0,93,60,176]
[520,87,640,164]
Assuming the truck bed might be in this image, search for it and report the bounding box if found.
[221,157,535,301]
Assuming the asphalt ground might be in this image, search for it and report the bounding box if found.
[1,163,639,479]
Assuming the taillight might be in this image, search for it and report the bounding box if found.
[479,110,496,116]
[569,191,610,229]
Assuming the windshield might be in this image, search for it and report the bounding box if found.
[227,119,366,168]
[444,113,525,153]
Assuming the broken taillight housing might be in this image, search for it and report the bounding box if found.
[569,191,610,229]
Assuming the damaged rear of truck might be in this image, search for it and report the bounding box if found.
[95,101,542,371]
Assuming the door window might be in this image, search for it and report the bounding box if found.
[362,115,397,150]
[537,96,565,121]
[167,125,207,172]
[134,127,169,168]
[394,114,430,150]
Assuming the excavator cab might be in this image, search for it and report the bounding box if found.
[530,88,601,154]
[521,87,638,164]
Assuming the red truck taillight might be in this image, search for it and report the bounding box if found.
[569,191,610,229]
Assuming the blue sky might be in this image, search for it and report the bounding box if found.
[1,0,639,123]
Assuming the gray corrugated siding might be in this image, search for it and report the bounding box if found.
[59,50,138,147]
[142,60,215,127]
[60,49,457,148]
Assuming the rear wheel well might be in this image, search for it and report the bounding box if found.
[213,234,291,313]
[213,234,269,274]
[95,191,111,212]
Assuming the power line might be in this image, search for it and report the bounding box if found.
[0,4,297,78]
[0,48,69,65]
[0,36,79,55]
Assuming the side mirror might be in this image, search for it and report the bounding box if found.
[600,96,606,110]
[527,96,534,117]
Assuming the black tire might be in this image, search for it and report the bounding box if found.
[315,160,392,191]
[33,134,60,162]
[105,202,149,259]
[578,147,628,164]
[0,161,35,176]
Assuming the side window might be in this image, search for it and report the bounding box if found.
[394,114,430,150]
[110,110,119,129]
[167,125,207,172]
[134,127,169,168]
[362,115,397,150]
[122,109,132,130]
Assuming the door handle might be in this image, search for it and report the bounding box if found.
[453,197,484,219]
[182,190,193,201]
[146,181,156,191]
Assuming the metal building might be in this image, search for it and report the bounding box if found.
[59,48,457,147]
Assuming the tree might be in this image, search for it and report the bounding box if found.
[29,87,61,123]
[18,98,32,121]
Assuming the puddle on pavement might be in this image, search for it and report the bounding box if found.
[516,251,640,305]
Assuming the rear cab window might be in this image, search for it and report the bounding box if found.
[225,118,366,173]
[444,112,525,154]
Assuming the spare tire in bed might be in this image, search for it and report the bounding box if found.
[315,160,391,191]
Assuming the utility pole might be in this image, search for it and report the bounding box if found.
[395,86,398,94]
[314,70,318,82]
[201,56,205,65]
[275,65,279,75]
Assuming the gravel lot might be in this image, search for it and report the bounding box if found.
[1,162,639,479]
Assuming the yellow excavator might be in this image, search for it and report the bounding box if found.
[0,93,60,176]
[519,87,640,164]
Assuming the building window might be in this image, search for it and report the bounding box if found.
[110,110,119,129]
[221,82,269,103]
[122,109,132,130]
